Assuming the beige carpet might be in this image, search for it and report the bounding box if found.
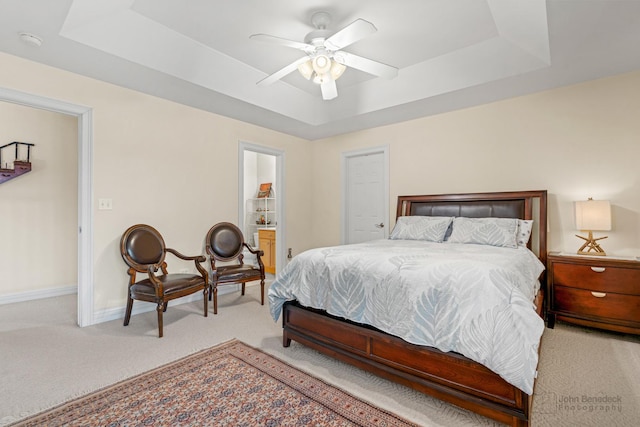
[1,284,639,426]
[9,339,419,427]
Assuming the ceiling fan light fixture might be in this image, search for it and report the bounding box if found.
[312,55,331,74]
[307,59,346,85]
[312,73,327,85]
[297,60,313,80]
[330,61,346,80]
[252,11,397,100]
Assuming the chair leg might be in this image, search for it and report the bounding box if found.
[124,296,134,326]
[157,302,164,338]
[260,279,265,305]
[213,284,218,315]
[203,286,209,317]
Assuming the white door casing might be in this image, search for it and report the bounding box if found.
[238,141,285,274]
[342,146,389,244]
[0,86,93,327]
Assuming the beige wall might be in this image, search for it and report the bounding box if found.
[0,52,313,312]
[2,50,640,316]
[0,102,78,294]
[310,70,640,257]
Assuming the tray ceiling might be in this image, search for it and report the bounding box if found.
[1,0,640,140]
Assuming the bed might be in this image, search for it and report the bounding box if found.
[268,190,548,426]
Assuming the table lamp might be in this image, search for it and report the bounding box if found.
[575,198,611,256]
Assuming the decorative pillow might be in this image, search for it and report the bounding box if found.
[389,216,454,242]
[517,219,534,247]
[447,217,519,248]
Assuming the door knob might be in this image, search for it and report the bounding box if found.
[375,223,384,228]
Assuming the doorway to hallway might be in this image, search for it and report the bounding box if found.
[0,87,93,327]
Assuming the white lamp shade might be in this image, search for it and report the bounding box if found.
[297,60,313,80]
[312,55,331,74]
[575,199,611,231]
[330,61,346,80]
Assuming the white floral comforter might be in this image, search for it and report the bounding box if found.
[268,239,545,394]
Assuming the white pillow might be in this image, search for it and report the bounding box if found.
[517,219,534,247]
[447,217,519,248]
[389,216,454,242]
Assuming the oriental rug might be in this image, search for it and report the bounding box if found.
[10,339,418,426]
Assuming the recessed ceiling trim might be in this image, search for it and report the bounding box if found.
[56,0,553,131]
[488,0,550,63]
[60,1,328,125]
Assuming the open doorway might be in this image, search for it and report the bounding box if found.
[0,87,93,327]
[0,103,77,307]
[238,141,285,276]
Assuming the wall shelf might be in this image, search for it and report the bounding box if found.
[245,197,276,245]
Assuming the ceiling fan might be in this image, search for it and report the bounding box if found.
[250,11,398,100]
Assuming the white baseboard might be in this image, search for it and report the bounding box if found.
[0,283,242,323]
[0,285,77,305]
[92,284,240,324]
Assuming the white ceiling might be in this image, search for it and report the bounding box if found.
[1,0,640,140]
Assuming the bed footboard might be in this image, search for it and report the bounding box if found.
[282,301,532,427]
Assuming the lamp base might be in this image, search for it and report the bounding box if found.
[575,231,607,256]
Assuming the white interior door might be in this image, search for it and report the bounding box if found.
[342,146,389,244]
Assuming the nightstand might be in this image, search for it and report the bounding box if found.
[547,252,640,334]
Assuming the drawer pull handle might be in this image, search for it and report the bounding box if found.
[590,267,606,273]
[591,291,607,298]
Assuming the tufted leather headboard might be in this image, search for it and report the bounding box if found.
[407,199,525,219]
[396,190,548,272]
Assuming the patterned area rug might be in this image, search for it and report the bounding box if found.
[10,339,417,426]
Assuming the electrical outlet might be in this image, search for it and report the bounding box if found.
[98,198,112,210]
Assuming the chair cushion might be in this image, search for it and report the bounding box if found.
[214,265,262,283]
[131,274,205,296]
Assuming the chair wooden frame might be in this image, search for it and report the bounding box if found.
[120,224,209,337]
[205,222,266,314]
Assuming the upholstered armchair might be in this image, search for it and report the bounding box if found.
[120,224,209,337]
[205,222,265,314]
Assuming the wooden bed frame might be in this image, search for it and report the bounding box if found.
[281,190,548,426]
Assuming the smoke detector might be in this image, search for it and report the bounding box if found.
[19,32,43,47]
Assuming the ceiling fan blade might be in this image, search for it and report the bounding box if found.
[333,51,398,79]
[257,56,310,86]
[250,34,315,53]
[320,79,338,100]
[324,19,377,51]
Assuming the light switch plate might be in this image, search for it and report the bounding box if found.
[98,198,112,210]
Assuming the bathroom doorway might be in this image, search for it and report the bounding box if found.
[238,141,285,276]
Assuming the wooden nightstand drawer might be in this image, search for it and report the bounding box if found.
[547,252,640,334]
[554,286,640,323]
[553,262,640,295]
